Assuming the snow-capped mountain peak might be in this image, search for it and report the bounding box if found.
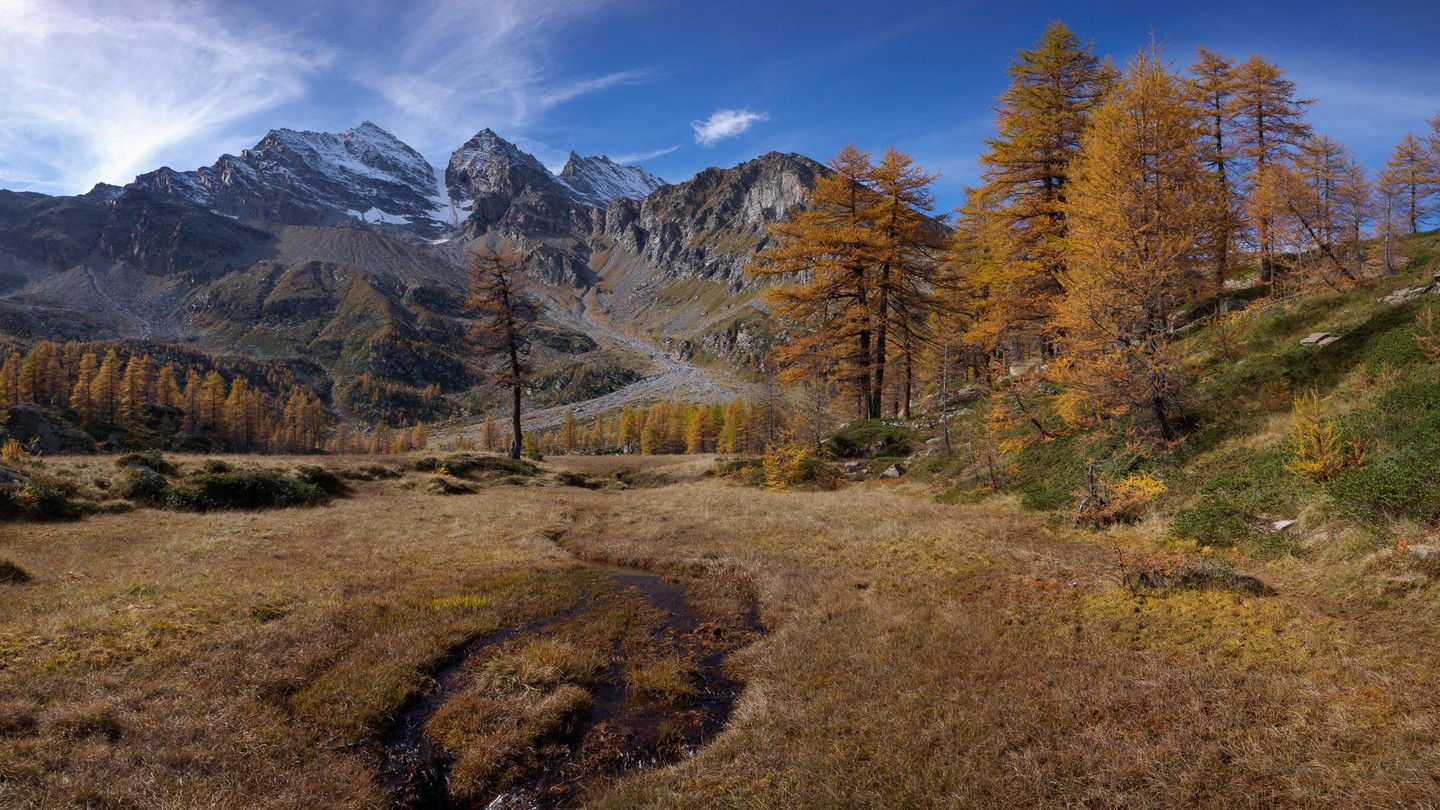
[128,122,449,236]
[559,152,665,207]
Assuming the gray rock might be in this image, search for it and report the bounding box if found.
[1300,332,1341,348]
[879,464,905,479]
[1380,285,1437,305]
[5,405,94,455]
[0,465,25,488]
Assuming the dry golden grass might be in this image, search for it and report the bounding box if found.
[4,454,1440,807]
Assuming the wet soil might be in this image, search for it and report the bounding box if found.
[379,564,760,809]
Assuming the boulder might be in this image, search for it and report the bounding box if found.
[879,464,905,480]
[1379,285,1436,305]
[1299,332,1341,349]
[0,465,25,488]
[5,405,94,455]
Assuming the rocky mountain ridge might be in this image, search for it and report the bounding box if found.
[0,123,824,422]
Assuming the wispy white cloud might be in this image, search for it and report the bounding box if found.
[611,144,681,164]
[691,109,769,147]
[355,0,657,157]
[0,0,330,193]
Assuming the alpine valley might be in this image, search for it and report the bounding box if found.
[0,122,824,427]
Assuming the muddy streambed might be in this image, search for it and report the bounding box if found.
[379,562,760,809]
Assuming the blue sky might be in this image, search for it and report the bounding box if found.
[3,0,1439,212]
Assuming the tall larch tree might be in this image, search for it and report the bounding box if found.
[869,146,944,419]
[1232,55,1313,281]
[968,20,1116,358]
[70,351,99,423]
[1379,132,1438,234]
[465,248,537,460]
[1186,47,1243,296]
[90,350,123,424]
[1055,42,1210,443]
[751,145,882,417]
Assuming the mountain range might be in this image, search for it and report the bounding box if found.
[0,123,825,425]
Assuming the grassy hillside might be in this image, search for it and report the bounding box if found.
[919,233,1440,592]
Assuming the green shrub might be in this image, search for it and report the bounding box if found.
[0,478,82,522]
[201,458,233,474]
[1170,449,1302,554]
[115,451,178,477]
[1327,445,1440,523]
[0,559,31,584]
[166,469,328,512]
[557,471,601,489]
[1012,435,1087,512]
[116,470,171,504]
[425,475,475,495]
[292,465,348,496]
[824,420,918,459]
[412,455,538,478]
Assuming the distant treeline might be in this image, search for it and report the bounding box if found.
[451,399,788,456]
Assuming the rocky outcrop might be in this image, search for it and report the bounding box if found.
[601,152,823,282]
[6,404,94,454]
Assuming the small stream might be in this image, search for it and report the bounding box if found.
[378,563,760,809]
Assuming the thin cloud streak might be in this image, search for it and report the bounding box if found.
[612,144,681,164]
[355,0,659,158]
[0,0,330,193]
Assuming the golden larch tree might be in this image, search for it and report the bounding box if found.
[1055,42,1210,443]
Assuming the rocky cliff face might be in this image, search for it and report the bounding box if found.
[600,152,823,283]
[443,129,598,286]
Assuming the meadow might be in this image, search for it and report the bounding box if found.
[4,452,1440,808]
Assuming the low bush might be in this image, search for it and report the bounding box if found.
[557,471,601,489]
[824,421,918,459]
[115,470,171,504]
[0,477,81,522]
[1327,445,1440,524]
[115,451,178,477]
[0,559,31,584]
[166,469,328,512]
[719,448,839,491]
[1075,471,1166,528]
[412,455,539,479]
[336,463,402,481]
[425,475,475,496]
[201,458,233,474]
[292,465,348,496]
[1170,448,1304,555]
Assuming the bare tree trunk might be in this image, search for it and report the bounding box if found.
[940,339,952,453]
[508,346,523,460]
